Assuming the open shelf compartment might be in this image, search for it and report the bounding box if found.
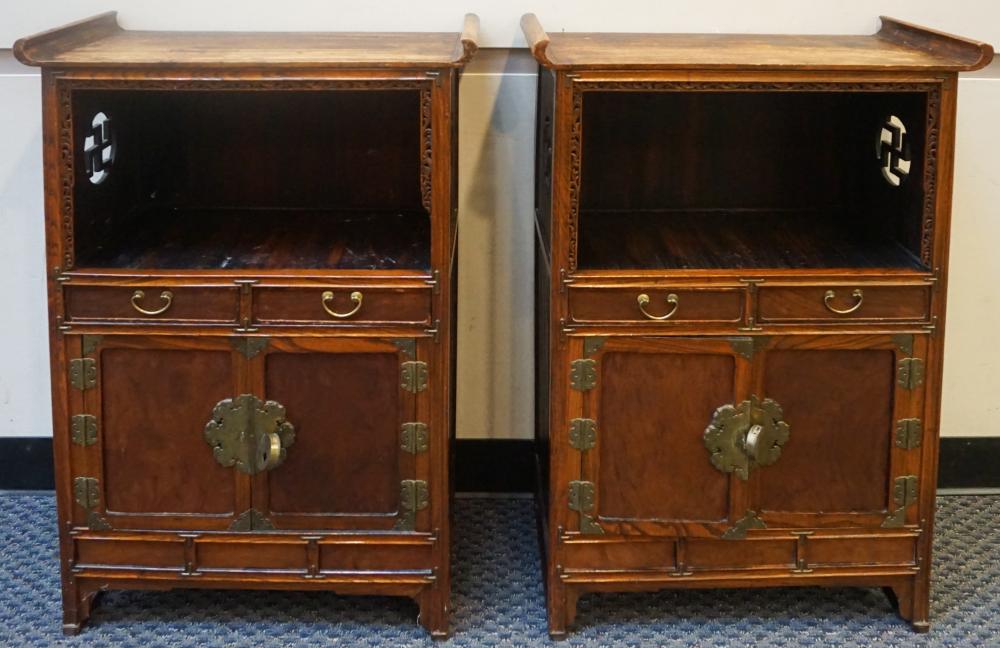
[71,88,430,271]
[577,89,932,271]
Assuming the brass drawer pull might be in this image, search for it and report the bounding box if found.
[321,290,363,319]
[637,293,679,320]
[130,289,173,316]
[823,288,864,315]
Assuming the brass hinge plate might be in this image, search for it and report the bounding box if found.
[895,419,923,450]
[722,510,767,540]
[71,414,98,446]
[400,422,429,453]
[72,476,110,530]
[568,480,595,512]
[897,358,925,390]
[882,475,919,528]
[229,508,275,532]
[69,358,96,391]
[570,359,597,391]
[393,479,429,531]
[401,361,429,393]
[892,475,919,507]
[568,418,597,450]
[73,476,99,510]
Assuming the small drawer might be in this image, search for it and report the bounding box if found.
[252,286,431,326]
[568,286,744,325]
[757,284,931,324]
[64,285,240,323]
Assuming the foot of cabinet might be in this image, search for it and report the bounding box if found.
[885,578,931,632]
[417,586,450,639]
[547,582,579,639]
[62,584,102,636]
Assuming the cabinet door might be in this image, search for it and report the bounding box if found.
[70,335,248,531]
[249,337,428,532]
[750,334,926,529]
[569,336,751,536]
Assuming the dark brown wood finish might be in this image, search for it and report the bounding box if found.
[20,12,476,638]
[524,13,991,638]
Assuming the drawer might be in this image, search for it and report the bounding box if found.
[757,284,931,324]
[252,286,431,326]
[568,286,744,325]
[64,285,240,323]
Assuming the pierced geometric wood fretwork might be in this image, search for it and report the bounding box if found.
[877,115,911,186]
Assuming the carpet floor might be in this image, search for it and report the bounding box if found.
[0,493,997,647]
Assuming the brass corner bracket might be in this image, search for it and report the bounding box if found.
[882,475,919,528]
[73,476,111,531]
[722,510,766,540]
[394,479,429,531]
[229,508,275,532]
[568,480,604,535]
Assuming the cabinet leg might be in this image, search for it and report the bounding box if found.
[417,586,450,640]
[884,578,930,633]
[547,582,579,640]
[62,583,101,636]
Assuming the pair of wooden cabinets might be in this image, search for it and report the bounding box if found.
[16,10,992,639]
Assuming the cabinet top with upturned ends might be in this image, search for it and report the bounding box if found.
[14,12,479,69]
[520,14,992,72]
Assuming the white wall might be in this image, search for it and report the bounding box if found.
[3,1,999,51]
[941,66,1000,438]
[1,4,998,440]
[0,54,50,438]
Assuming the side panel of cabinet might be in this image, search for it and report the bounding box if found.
[250,337,428,531]
[72,335,248,531]
[751,334,927,529]
[570,336,752,535]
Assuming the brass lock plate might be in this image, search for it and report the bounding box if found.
[703,396,790,480]
[204,394,296,475]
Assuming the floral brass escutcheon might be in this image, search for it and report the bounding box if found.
[703,396,790,480]
[204,394,296,475]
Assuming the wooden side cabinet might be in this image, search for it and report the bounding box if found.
[15,11,478,637]
[523,13,993,637]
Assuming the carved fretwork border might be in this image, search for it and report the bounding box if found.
[55,77,433,270]
[566,80,942,272]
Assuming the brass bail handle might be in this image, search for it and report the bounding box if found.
[637,293,679,320]
[257,431,284,472]
[131,289,173,316]
[321,290,363,319]
[823,288,863,315]
[743,424,764,462]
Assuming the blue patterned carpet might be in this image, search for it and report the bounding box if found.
[0,493,997,647]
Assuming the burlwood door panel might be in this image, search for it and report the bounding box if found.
[750,334,927,529]
[73,335,248,531]
[250,337,427,531]
[571,336,752,536]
